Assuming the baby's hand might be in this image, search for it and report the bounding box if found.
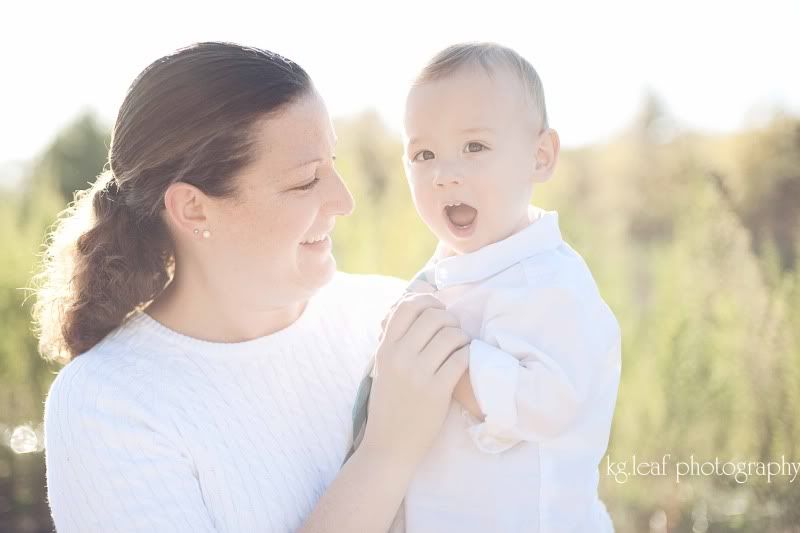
[452,347,485,422]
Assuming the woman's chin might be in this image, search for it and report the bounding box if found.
[302,255,337,288]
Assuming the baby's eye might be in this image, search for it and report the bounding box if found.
[413,150,435,161]
[465,142,487,153]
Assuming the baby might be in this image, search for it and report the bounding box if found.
[347,42,622,532]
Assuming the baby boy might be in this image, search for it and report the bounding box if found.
[349,42,622,533]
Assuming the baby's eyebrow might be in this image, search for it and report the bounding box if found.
[404,127,495,150]
[405,136,423,148]
[460,127,494,135]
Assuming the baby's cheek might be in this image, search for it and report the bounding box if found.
[419,194,439,217]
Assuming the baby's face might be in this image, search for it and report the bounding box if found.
[403,65,542,255]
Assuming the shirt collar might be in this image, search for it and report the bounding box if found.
[418,206,563,290]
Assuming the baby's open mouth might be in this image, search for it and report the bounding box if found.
[444,202,478,228]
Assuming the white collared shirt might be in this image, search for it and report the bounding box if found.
[395,206,622,533]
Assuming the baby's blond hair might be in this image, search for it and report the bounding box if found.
[413,42,549,130]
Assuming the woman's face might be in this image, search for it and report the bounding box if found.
[209,90,354,308]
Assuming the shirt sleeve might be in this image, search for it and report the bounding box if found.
[43,356,218,533]
[464,282,621,453]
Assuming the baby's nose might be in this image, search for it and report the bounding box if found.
[432,162,463,187]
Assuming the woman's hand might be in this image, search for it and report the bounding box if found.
[361,293,470,466]
[299,293,469,533]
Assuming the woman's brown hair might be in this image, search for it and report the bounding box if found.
[30,42,313,364]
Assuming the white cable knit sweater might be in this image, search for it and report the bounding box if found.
[43,272,406,533]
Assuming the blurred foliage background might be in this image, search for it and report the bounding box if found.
[1,98,798,532]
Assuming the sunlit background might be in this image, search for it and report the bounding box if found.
[1,1,799,531]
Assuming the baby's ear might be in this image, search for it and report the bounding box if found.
[532,128,561,183]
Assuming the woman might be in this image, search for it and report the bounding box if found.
[33,42,469,532]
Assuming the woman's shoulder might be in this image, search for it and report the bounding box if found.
[310,272,407,340]
[42,331,204,531]
[329,270,407,291]
[43,319,189,437]
[322,271,407,309]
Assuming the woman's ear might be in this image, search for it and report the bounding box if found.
[532,128,561,183]
[162,181,211,238]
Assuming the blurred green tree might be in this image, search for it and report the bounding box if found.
[1,104,798,532]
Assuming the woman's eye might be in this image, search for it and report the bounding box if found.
[413,150,435,161]
[295,177,320,191]
[465,142,487,153]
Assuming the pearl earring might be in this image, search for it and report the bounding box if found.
[193,228,212,238]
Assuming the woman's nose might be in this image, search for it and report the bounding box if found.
[327,172,355,216]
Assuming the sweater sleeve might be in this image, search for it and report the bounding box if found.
[43,354,218,533]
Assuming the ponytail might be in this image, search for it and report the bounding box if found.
[31,170,171,363]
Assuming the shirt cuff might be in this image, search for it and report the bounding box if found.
[464,339,521,453]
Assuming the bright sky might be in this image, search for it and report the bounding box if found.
[1,0,798,167]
